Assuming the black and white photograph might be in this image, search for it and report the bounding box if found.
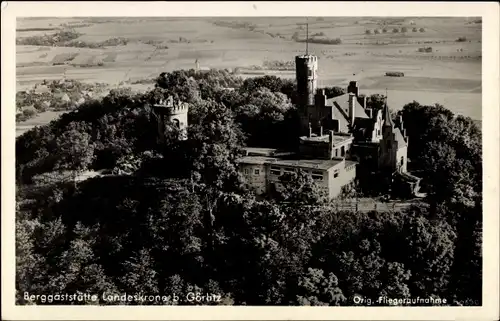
[2,2,499,320]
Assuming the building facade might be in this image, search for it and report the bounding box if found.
[237,150,357,199]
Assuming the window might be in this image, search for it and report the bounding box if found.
[244,169,249,175]
[335,149,338,157]
[283,168,295,174]
[308,69,312,77]
[254,169,260,175]
[341,146,345,157]
[333,169,339,178]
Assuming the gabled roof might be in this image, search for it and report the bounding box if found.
[327,93,369,122]
[394,127,407,148]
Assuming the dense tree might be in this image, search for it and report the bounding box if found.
[275,170,328,205]
[54,122,95,182]
[154,71,201,103]
[323,86,345,98]
[240,75,295,97]
[294,268,346,306]
[234,88,295,148]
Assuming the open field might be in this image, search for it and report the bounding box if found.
[16,110,67,137]
[16,17,481,134]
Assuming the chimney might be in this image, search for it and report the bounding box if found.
[366,108,373,119]
[348,81,359,97]
[328,130,334,158]
[398,115,404,130]
[315,88,327,107]
[308,122,312,138]
[363,96,367,109]
[348,93,356,125]
[320,126,323,136]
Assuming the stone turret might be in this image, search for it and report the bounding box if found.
[152,96,189,142]
[295,54,318,107]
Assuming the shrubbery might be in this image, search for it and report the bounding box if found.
[16,29,82,46]
[16,28,129,48]
[16,107,38,122]
[307,37,342,45]
[213,20,257,31]
[263,60,295,71]
[385,71,405,77]
[418,47,433,53]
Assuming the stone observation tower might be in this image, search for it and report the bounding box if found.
[295,54,318,107]
[152,95,189,143]
[295,22,319,136]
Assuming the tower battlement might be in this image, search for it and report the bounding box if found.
[169,102,189,115]
[295,54,318,108]
[295,54,318,63]
[153,96,189,116]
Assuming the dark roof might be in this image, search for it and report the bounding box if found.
[382,101,394,127]
[352,117,375,141]
[353,117,374,131]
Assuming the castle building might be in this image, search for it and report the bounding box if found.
[236,51,423,199]
[152,95,189,142]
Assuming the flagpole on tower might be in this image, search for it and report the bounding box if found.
[306,22,309,55]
